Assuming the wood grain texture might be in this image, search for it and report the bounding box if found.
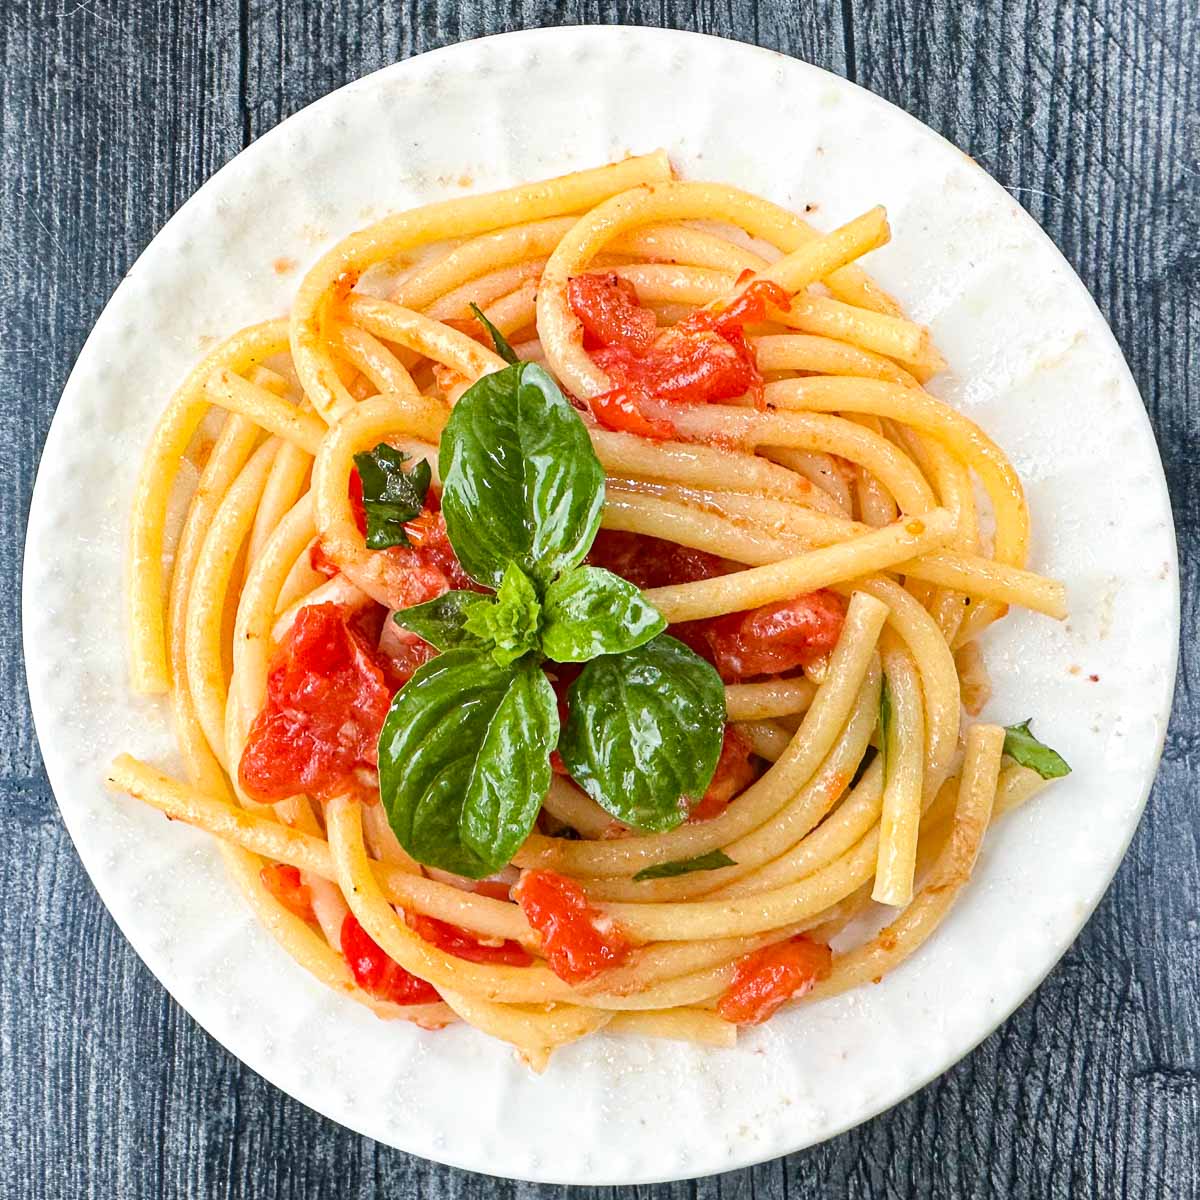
[1,1,1196,1196]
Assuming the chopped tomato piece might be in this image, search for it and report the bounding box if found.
[512,869,630,984]
[570,275,790,436]
[586,530,731,590]
[589,386,675,439]
[567,273,658,352]
[238,603,398,803]
[405,910,531,967]
[340,912,440,1005]
[717,936,833,1025]
[594,329,756,409]
[259,863,314,922]
[702,277,791,334]
[675,591,846,683]
[689,726,759,821]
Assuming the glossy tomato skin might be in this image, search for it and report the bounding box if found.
[238,603,398,804]
[594,329,755,408]
[567,273,657,352]
[716,936,833,1025]
[404,910,531,967]
[674,591,846,683]
[340,912,441,1005]
[689,725,759,821]
[589,386,675,439]
[259,863,315,922]
[569,275,789,436]
[512,869,630,984]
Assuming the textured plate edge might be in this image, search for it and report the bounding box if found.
[20,25,1182,1186]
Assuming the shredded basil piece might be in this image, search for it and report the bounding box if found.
[1002,719,1071,779]
[634,850,736,881]
[353,443,432,550]
[469,301,520,364]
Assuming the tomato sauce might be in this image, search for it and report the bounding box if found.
[512,869,630,984]
[258,863,315,923]
[340,912,440,1005]
[404,910,532,967]
[716,936,833,1025]
[568,274,789,438]
[238,603,399,804]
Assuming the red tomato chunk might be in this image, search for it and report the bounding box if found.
[238,603,398,803]
[689,726,759,821]
[717,936,833,1025]
[567,273,657,352]
[258,863,315,923]
[512,869,630,984]
[340,912,440,1005]
[588,531,845,683]
[404,910,532,967]
[675,591,846,683]
[568,276,789,438]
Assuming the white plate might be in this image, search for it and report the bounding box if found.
[23,26,1178,1185]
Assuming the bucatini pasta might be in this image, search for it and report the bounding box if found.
[110,154,1071,1070]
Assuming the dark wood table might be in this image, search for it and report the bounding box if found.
[3,3,1196,1196]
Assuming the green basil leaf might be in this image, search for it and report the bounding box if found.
[559,635,726,832]
[878,675,893,782]
[377,650,513,878]
[459,658,557,867]
[1002,719,1071,779]
[540,565,666,663]
[633,850,736,882]
[353,443,432,550]
[462,563,542,667]
[469,302,520,365]
[391,590,487,651]
[439,362,605,590]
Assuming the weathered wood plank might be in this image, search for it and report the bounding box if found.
[1,1,1196,1197]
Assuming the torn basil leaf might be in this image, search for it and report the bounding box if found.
[1002,719,1071,779]
[353,443,432,550]
[633,850,736,882]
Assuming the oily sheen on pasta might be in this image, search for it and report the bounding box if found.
[110,153,1071,1070]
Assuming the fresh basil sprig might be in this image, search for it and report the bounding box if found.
[376,361,726,876]
[353,443,432,550]
[462,563,542,667]
[1002,720,1071,779]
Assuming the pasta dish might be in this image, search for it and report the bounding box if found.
[108,152,1070,1069]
